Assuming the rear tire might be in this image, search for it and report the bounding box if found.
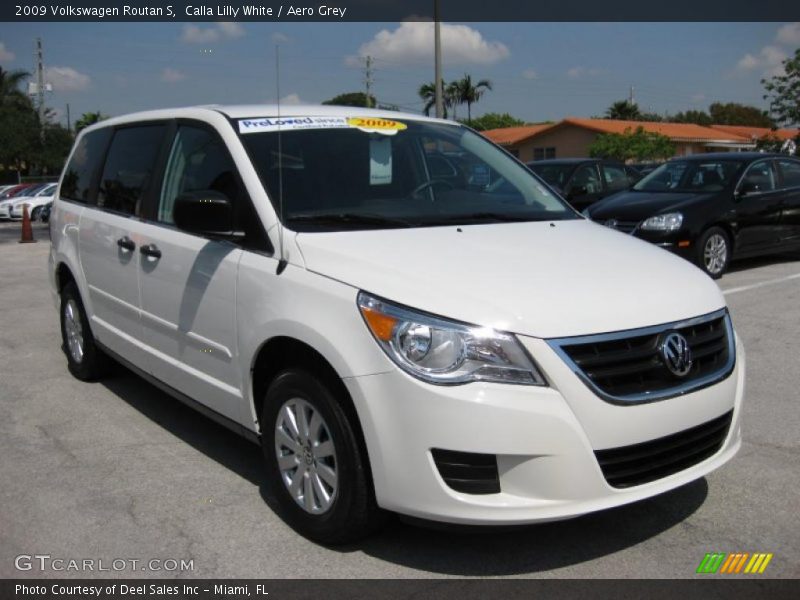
[60,281,109,381]
[261,368,384,544]
[696,227,730,279]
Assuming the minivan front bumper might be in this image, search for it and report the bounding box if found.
[344,334,744,525]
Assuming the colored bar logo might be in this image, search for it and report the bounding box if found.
[696,552,773,574]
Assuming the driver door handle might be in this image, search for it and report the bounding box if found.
[139,243,162,259]
[116,236,135,252]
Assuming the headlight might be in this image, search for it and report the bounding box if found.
[640,212,683,231]
[357,292,546,386]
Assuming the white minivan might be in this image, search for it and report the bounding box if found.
[49,106,744,543]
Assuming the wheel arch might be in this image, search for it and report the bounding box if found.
[250,335,378,496]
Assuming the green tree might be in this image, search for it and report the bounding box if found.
[762,48,800,129]
[34,124,74,174]
[419,80,451,118]
[673,110,713,126]
[75,111,109,133]
[0,104,39,176]
[0,67,30,108]
[322,91,377,108]
[604,100,642,121]
[638,112,664,122]
[453,74,492,124]
[589,127,674,161]
[465,112,525,131]
[708,102,774,127]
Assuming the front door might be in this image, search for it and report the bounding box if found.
[137,123,244,422]
[733,159,783,255]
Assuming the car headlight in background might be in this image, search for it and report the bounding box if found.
[357,291,546,386]
[640,212,683,231]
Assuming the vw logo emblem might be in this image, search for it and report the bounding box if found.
[659,332,693,378]
[605,219,619,229]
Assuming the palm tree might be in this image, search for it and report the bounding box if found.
[454,74,492,125]
[605,100,642,121]
[75,111,109,133]
[0,67,31,108]
[445,81,462,120]
[419,80,448,118]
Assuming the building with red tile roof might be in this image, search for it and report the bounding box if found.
[482,117,798,162]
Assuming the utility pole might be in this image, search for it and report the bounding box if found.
[66,103,71,133]
[364,55,374,108]
[434,0,444,118]
[628,85,636,107]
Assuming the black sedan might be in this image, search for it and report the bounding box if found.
[527,158,642,211]
[585,153,800,278]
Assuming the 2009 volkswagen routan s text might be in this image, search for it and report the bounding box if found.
[49,106,744,544]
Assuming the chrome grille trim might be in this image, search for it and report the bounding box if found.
[546,308,736,405]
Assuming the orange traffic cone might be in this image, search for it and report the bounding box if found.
[19,204,36,244]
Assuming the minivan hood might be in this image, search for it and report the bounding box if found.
[589,190,714,221]
[296,220,725,338]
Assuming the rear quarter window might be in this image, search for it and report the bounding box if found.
[60,128,112,204]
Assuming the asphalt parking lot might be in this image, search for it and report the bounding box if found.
[0,220,798,579]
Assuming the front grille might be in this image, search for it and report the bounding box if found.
[595,410,733,488]
[431,449,500,495]
[604,220,638,234]
[548,309,735,403]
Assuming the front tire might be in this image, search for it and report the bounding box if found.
[697,227,730,279]
[60,281,109,381]
[261,369,383,544]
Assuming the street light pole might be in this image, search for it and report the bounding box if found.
[434,0,444,118]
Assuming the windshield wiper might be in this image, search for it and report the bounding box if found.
[427,212,545,224]
[285,212,415,228]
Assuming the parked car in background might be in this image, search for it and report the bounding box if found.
[32,201,53,221]
[629,162,663,176]
[0,183,37,201]
[9,183,58,220]
[50,105,744,544]
[39,203,52,223]
[585,153,800,278]
[0,184,41,218]
[527,159,642,211]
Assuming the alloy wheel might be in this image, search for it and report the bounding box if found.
[63,299,84,363]
[703,233,728,276]
[274,397,338,514]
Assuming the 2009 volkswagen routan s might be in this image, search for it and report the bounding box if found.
[49,106,745,544]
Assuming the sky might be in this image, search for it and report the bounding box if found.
[0,21,798,126]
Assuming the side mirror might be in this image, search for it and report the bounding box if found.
[173,190,242,238]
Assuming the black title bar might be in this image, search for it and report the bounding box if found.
[3,0,800,22]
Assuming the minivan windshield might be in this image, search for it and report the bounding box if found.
[633,159,744,193]
[238,117,577,231]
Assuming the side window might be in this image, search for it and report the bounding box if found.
[740,161,776,194]
[158,125,242,224]
[777,159,800,188]
[570,164,602,194]
[60,128,111,204]
[602,164,629,191]
[97,125,166,216]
